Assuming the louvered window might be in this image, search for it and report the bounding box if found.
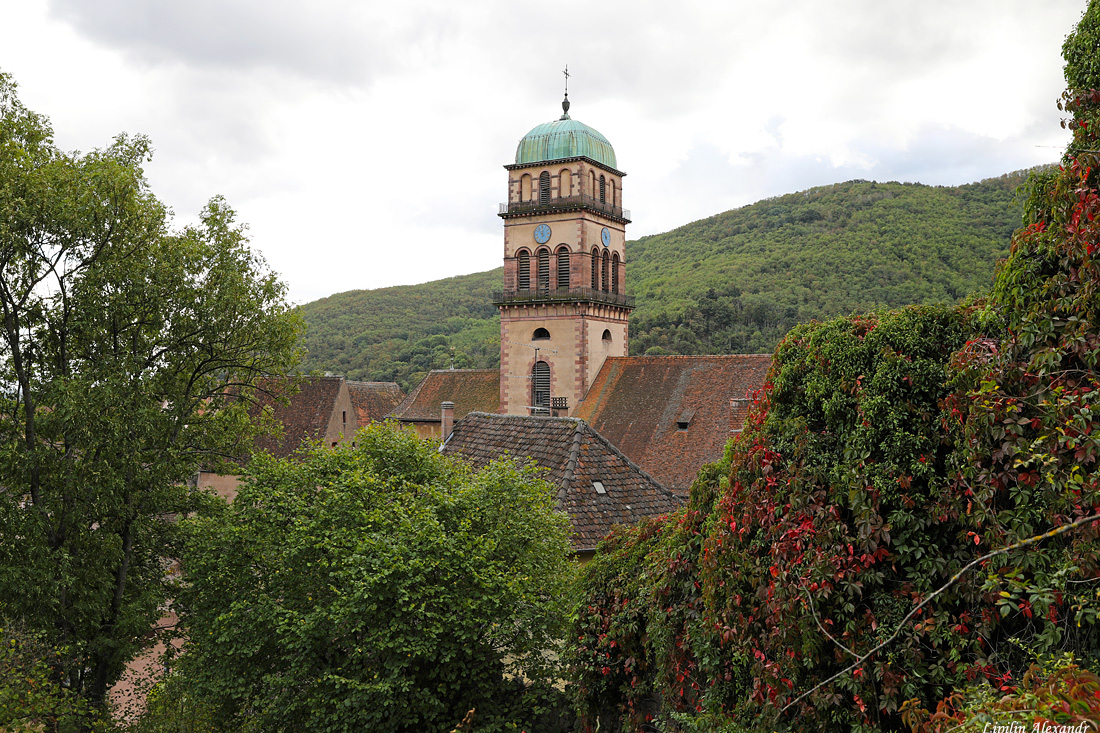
[601,250,610,292]
[518,250,530,290]
[599,175,606,203]
[557,246,570,288]
[539,171,550,205]
[533,361,550,409]
[591,248,599,289]
[612,252,620,294]
[537,248,550,291]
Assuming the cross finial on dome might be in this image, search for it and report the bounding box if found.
[561,64,571,119]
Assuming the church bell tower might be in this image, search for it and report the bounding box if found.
[494,87,633,416]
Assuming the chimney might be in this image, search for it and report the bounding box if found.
[441,401,455,441]
[730,398,748,434]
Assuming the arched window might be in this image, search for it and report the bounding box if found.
[520,173,532,202]
[602,329,612,343]
[539,171,550,205]
[517,249,530,290]
[599,175,606,203]
[560,168,572,197]
[590,171,596,198]
[532,328,550,341]
[537,247,550,291]
[601,249,610,292]
[532,360,551,410]
[556,245,570,288]
[591,248,599,289]
[610,179,617,207]
[612,252,620,294]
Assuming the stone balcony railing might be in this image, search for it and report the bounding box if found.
[491,286,635,309]
[498,194,631,222]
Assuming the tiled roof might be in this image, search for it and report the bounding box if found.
[389,369,500,423]
[249,376,343,459]
[347,381,405,425]
[572,355,773,493]
[441,412,679,552]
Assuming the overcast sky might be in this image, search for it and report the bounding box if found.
[1,0,1087,304]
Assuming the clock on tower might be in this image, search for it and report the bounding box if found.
[493,90,633,417]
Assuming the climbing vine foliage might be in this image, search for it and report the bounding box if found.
[568,7,1100,728]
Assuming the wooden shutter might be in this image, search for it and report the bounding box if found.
[537,248,550,291]
[533,361,550,408]
[539,171,550,205]
[518,250,530,290]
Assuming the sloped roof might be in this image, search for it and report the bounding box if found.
[572,355,773,493]
[441,412,678,552]
[249,376,343,459]
[347,381,405,425]
[389,369,500,423]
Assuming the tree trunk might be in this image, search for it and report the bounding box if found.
[87,517,135,710]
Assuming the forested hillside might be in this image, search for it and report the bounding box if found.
[299,269,502,390]
[629,173,1026,354]
[299,172,1032,389]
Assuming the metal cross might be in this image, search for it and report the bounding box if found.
[563,65,569,95]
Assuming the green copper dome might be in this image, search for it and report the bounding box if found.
[514,96,617,169]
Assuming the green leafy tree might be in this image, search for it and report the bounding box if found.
[1063,1,1100,92]
[172,423,575,733]
[0,622,111,732]
[0,71,302,712]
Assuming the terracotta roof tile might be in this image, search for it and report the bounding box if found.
[346,381,405,425]
[249,376,343,460]
[572,355,772,492]
[441,412,680,552]
[389,369,500,423]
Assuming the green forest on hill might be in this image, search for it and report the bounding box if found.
[299,269,502,390]
[299,171,1033,390]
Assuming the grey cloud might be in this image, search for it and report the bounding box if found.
[807,3,971,73]
[636,120,1060,236]
[862,125,1058,186]
[460,1,747,119]
[44,0,428,85]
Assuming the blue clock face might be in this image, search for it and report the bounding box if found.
[533,224,552,244]
[601,227,611,247]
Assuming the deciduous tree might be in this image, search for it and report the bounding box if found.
[0,71,302,712]
[172,424,575,733]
